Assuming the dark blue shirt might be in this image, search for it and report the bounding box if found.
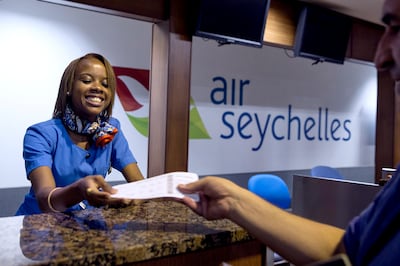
[344,166,400,265]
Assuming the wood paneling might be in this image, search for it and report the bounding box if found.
[375,72,395,180]
[164,1,194,173]
[164,31,192,173]
[395,83,400,166]
[263,0,300,47]
[127,240,264,266]
[263,0,384,62]
[148,21,169,177]
[148,0,193,176]
[348,20,384,62]
[39,0,168,22]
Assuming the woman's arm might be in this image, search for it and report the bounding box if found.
[121,163,145,182]
[30,166,124,212]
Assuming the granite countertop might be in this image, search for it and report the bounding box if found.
[0,200,253,265]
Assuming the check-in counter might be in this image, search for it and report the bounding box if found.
[292,175,382,229]
[0,200,263,265]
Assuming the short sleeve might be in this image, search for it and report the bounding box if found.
[109,118,137,171]
[23,124,55,178]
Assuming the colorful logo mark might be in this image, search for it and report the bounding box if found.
[113,67,210,139]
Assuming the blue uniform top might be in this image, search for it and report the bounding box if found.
[16,117,137,215]
[344,166,400,265]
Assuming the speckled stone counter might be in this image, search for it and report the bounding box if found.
[0,200,264,266]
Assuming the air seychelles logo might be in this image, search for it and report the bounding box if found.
[113,66,210,139]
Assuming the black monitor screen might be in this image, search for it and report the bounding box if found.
[195,0,270,48]
[294,5,352,64]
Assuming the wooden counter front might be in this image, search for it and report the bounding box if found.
[1,200,264,265]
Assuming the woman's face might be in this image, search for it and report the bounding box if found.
[70,57,112,121]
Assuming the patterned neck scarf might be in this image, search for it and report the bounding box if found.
[62,105,118,147]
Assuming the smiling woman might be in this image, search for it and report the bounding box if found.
[15,53,145,216]
[54,54,118,148]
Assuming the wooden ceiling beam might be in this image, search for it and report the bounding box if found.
[38,0,168,22]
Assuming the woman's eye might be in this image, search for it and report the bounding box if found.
[102,81,109,88]
[81,79,91,84]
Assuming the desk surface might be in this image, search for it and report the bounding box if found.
[0,200,256,265]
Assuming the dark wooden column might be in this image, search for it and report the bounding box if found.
[375,72,396,180]
[148,21,169,177]
[148,0,194,176]
[394,83,400,167]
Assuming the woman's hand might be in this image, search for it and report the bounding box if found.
[80,176,143,208]
[78,175,120,207]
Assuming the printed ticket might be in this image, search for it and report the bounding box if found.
[111,171,199,201]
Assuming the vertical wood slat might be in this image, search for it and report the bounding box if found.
[348,20,383,62]
[148,0,193,176]
[148,21,169,177]
[164,0,193,173]
[164,33,191,173]
[394,83,400,167]
[65,0,167,22]
[375,72,395,181]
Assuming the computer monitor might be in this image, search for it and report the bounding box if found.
[194,0,270,48]
[293,5,352,64]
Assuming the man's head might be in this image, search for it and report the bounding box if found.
[374,0,400,81]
